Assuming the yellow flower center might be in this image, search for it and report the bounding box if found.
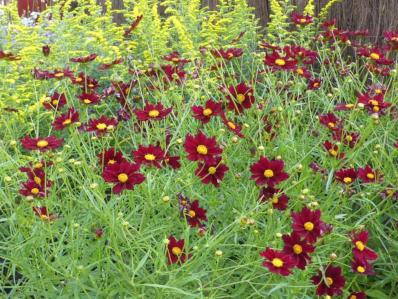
[54,72,64,77]
[172,247,182,256]
[297,68,304,75]
[148,110,160,117]
[52,99,58,105]
[196,145,208,155]
[144,154,156,161]
[271,258,284,268]
[328,149,337,156]
[236,93,246,103]
[375,88,382,94]
[326,277,334,286]
[370,53,380,60]
[304,222,314,231]
[108,159,116,164]
[76,77,83,82]
[275,58,286,66]
[355,241,365,251]
[373,106,380,112]
[96,123,107,130]
[62,119,72,126]
[272,196,279,204]
[171,57,179,62]
[203,108,213,116]
[227,121,236,130]
[327,122,335,128]
[357,266,365,273]
[300,18,307,23]
[227,52,234,58]
[350,295,357,299]
[188,210,196,218]
[345,104,355,108]
[34,162,43,169]
[346,135,353,142]
[37,140,49,148]
[366,173,375,179]
[208,167,217,174]
[31,188,40,195]
[117,173,128,183]
[343,177,352,184]
[263,169,274,178]
[293,244,303,254]
[83,99,92,104]
[33,176,42,185]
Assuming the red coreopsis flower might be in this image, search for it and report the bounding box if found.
[358,165,380,183]
[20,180,51,198]
[357,92,391,114]
[33,206,57,221]
[70,53,97,63]
[357,47,393,65]
[97,148,127,167]
[225,82,255,114]
[72,72,100,90]
[50,68,74,80]
[132,144,166,168]
[282,232,315,270]
[323,141,345,159]
[295,66,311,78]
[161,64,186,84]
[335,168,358,185]
[291,207,324,243]
[221,114,245,138]
[319,113,342,131]
[21,136,64,152]
[259,186,289,210]
[349,230,378,262]
[335,103,356,111]
[163,155,181,170]
[348,291,367,299]
[307,78,322,90]
[163,51,191,65]
[332,130,360,148]
[86,116,118,136]
[264,50,297,71]
[250,156,289,187]
[191,99,222,124]
[287,45,318,64]
[134,102,172,121]
[351,258,375,275]
[260,247,296,276]
[384,31,398,50]
[211,48,243,60]
[52,108,80,130]
[42,92,67,110]
[98,58,124,70]
[194,157,229,187]
[291,12,313,25]
[311,265,346,296]
[184,200,207,227]
[102,161,145,194]
[184,131,222,163]
[78,92,101,105]
[166,236,190,265]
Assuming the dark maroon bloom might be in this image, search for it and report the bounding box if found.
[102,161,145,194]
[384,31,398,50]
[33,206,57,221]
[226,82,254,113]
[98,58,124,70]
[259,186,289,210]
[21,136,64,152]
[97,148,127,167]
[311,265,346,296]
[184,131,222,163]
[20,180,51,198]
[163,51,191,65]
[357,92,391,114]
[161,64,186,83]
[264,50,297,71]
[184,200,207,227]
[319,113,341,131]
[192,99,222,124]
[348,291,367,299]
[134,102,172,121]
[42,45,50,56]
[70,53,97,63]
[335,103,356,111]
[282,232,314,269]
[124,15,143,36]
[323,141,345,159]
[332,130,360,148]
[132,144,166,168]
[52,108,79,130]
[287,45,318,64]
[86,116,118,136]
[291,12,313,25]
[349,230,378,262]
[211,48,243,60]
[291,207,324,243]
[42,92,67,110]
[260,247,296,276]
[72,72,100,89]
[351,258,375,275]
[166,236,190,265]
[307,78,322,90]
[78,92,101,105]
[194,157,229,187]
[295,66,311,78]
[221,114,245,138]
[50,68,74,80]
[0,50,20,61]
[357,47,393,65]
[358,165,380,183]
[335,168,358,185]
[250,156,289,187]
[163,155,181,170]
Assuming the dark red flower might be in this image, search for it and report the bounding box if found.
[184,131,222,163]
[21,136,64,152]
[221,114,245,138]
[264,50,297,71]
[72,72,100,89]
[97,148,127,167]
[52,108,80,130]
[225,82,255,114]
[163,155,181,170]
[307,78,322,90]
[259,186,289,210]
[311,265,346,296]
[335,103,356,111]
[282,232,314,269]
[335,168,358,185]
[323,141,345,159]
[291,207,324,243]
[70,53,97,63]
[384,31,398,50]
[357,47,393,65]
[211,48,243,60]
[166,236,190,265]
[134,102,172,121]
[163,51,191,65]
[98,58,124,70]
[194,157,229,187]
[192,99,222,124]
[184,200,207,227]
[78,92,101,105]
[319,113,341,131]
[295,66,311,78]
[291,12,313,25]
[287,45,318,64]
[358,165,380,183]
[161,64,186,83]
[357,92,391,114]
[260,247,296,276]
[42,92,67,110]
[132,144,166,168]
[250,156,289,187]
[20,180,51,198]
[349,230,378,262]
[86,116,118,136]
[351,258,375,275]
[347,291,367,299]
[332,130,360,148]
[124,15,143,37]
[102,161,145,194]
[33,206,57,221]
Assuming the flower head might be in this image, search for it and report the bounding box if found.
[21,136,64,152]
[194,157,229,187]
[282,232,314,269]
[225,82,255,114]
[102,162,145,194]
[184,131,222,163]
[260,247,295,276]
[183,200,207,228]
[134,102,172,121]
[349,230,378,261]
[335,168,358,185]
[311,265,346,296]
[291,207,324,243]
[167,236,190,265]
[52,108,80,130]
[132,144,166,168]
[259,186,289,210]
[250,156,289,187]
[191,99,222,124]
[86,116,118,136]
